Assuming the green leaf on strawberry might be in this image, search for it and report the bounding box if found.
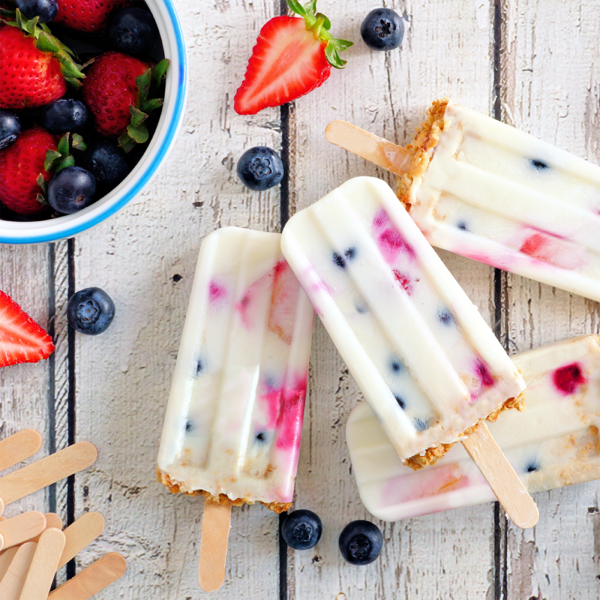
[44,132,87,175]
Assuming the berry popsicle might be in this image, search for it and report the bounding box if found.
[281,177,537,528]
[157,227,314,590]
[326,100,600,302]
[347,335,600,522]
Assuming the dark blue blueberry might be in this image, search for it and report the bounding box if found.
[15,0,58,22]
[255,432,267,443]
[344,247,357,260]
[237,147,284,191]
[0,110,21,150]
[185,420,194,432]
[390,359,403,374]
[281,510,323,550]
[339,520,383,565]
[355,302,368,314]
[108,7,159,58]
[84,141,130,196]
[530,159,549,170]
[195,359,204,376]
[37,99,89,134]
[526,462,539,473]
[457,221,468,231]
[438,309,454,325]
[67,287,115,335]
[360,8,404,51]
[394,395,405,409]
[414,418,429,432]
[48,166,97,214]
[333,252,346,268]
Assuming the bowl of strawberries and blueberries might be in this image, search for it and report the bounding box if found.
[0,0,170,222]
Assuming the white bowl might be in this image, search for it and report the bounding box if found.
[0,0,188,244]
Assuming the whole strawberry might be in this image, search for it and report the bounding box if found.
[54,0,132,33]
[82,52,169,151]
[0,127,56,216]
[0,10,85,109]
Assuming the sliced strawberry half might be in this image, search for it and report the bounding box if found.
[234,0,352,115]
[0,290,55,367]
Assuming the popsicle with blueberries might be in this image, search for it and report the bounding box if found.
[347,335,600,522]
[326,99,600,302]
[157,227,314,590]
[281,176,537,528]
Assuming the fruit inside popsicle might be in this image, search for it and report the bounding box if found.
[281,176,537,528]
[157,227,314,590]
[326,99,600,303]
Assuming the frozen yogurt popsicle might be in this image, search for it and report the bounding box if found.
[326,100,600,302]
[157,227,314,512]
[347,335,600,522]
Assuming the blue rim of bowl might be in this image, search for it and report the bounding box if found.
[0,0,187,245]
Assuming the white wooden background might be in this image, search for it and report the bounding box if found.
[1,0,600,598]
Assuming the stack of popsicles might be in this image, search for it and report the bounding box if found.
[158,98,600,589]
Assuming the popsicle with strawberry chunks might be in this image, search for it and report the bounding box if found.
[347,335,600,522]
[157,227,314,513]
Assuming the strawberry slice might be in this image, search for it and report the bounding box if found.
[0,290,55,367]
[234,0,352,115]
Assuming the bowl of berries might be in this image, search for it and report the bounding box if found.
[0,0,187,244]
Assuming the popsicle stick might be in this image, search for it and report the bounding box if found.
[198,499,231,592]
[0,512,46,549]
[0,497,4,517]
[0,430,43,473]
[0,442,98,506]
[461,421,539,529]
[0,546,19,581]
[58,512,105,570]
[30,513,63,543]
[48,553,126,600]
[325,120,411,176]
[18,528,65,600]
[0,542,37,599]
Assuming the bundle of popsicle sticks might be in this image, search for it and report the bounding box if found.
[0,429,126,599]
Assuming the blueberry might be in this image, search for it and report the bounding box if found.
[67,287,115,335]
[37,99,89,134]
[255,432,267,443]
[360,8,404,51]
[344,247,357,260]
[108,7,159,58]
[394,395,405,409]
[457,221,468,231]
[185,420,194,432]
[390,358,403,373]
[195,359,204,376]
[281,510,323,550]
[15,0,58,23]
[530,159,549,170]
[333,252,346,268]
[526,462,540,473]
[84,141,130,196]
[237,147,284,191]
[414,418,429,432]
[339,520,383,565]
[438,309,454,325]
[47,166,97,214]
[0,110,21,150]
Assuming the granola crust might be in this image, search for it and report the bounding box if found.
[402,392,526,471]
[396,98,449,208]
[156,468,291,514]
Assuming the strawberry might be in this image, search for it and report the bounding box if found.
[0,10,85,110]
[82,52,170,151]
[0,290,55,368]
[0,127,57,216]
[234,0,352,115]
[53,0,133,33]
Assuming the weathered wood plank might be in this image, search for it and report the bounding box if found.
[501,0,600,597]
[286,1,499,598]
[70,0,284,597]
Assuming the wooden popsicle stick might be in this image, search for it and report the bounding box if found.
[0,497,4,517]
[461,421,539,529]
[48,553,127,600]
[18,528,65,600]
[0,546,19,582]
[325,120,412,176]
[0,430,43,473]
[0,442,98,506]
[30,513,63,543]
[0,512,47,549]
[58,512,105,570]
[198,499,232,592]
[0,541,37,599]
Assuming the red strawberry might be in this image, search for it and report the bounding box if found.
[0,127,57,216]
[234,0,352,115]
[0,290,55,368]
[54,0,133,33]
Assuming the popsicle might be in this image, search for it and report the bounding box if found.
[281,176,537,528]
[325,99,600,302]
[347,334,600,522]
[156,227,314,590]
